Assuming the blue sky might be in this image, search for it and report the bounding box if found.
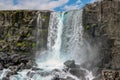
[0,0,99,11]
[54,0,92,11]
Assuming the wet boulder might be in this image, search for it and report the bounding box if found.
[64,60,75,68]
[27,71,36,78]
[52,75,76,80]
[0,63,3,70]
[69,68,86,79]
[66,76,76,80]
[20,55,28,61]
[2,77,9,80]
[32,67,43,71]
[64,60,86,79]
[0,52,8,60]
[52,77,66,80]
[6,71,16,78]
[25,60,34,69]
[0,52,35,72]
[10,54,20,63]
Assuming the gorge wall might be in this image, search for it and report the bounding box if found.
[0,11,51,70]
[83,0,120,69]
[0,10,50,55]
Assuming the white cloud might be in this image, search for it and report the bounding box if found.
[90,0,102,3]
[0,0,102,11]
[0,0,69,10]
[63,5,79,11]
[76,0,81,4]
[62,0,102,11]
[63,0,82,11]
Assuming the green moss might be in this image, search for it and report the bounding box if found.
[17,41,33,48]
[1,11,10,15]
[92,24,96,27]
[27,33,31,37]
[20,26,29,32]
[85,25,90,30]
[0,40,5,43]
[17,43,24,47]
[0,48,2,51]
[27,16,32,20]
[0,40,5,51]
[6,32,11,37]
[32,43,36,48]
[17,42,26,47]
[85,24,97,30]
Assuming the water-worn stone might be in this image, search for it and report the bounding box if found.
[64,60,86,79]
[2,77,9,80]
[66,77,75,80]
[11,54,20,63]
[32,67,43,71]
[0,63,3,70]
[0,52,35,72]
[0,52,8,60]
[64,60,75,68]
[69,68,86,79]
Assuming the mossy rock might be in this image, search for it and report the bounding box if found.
[32,43,36,48]
[85,25,90,30]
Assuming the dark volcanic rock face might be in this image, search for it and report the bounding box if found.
[0,10,51,79]
[83,0,120,79]
[0,10,50,55]
[0,10,51,72]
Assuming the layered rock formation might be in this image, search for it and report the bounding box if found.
[83,0,120,79]
[0,10,50,55]
[83,0,120,69]
[0,10,50,71]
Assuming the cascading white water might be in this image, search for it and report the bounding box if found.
[0,10,96,80]
[47,12,64,59]
[61,10,97,66]
[0,69,10,79]
[36,12,65,70]
[36,13,42,50]
[61,10,84,61]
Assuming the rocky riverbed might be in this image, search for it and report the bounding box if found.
[0,59,95,80]
[0,52,36,79]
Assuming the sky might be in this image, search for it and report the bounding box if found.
[0,0,101,11]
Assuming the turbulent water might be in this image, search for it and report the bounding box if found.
[0,10,96,80]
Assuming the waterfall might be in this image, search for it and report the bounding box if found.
[35,12,65,71]
[34,10,95,80]
[61,10,84,61]
[36,13,42,50]
[47,12,64,59]
[0,10,96,80]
